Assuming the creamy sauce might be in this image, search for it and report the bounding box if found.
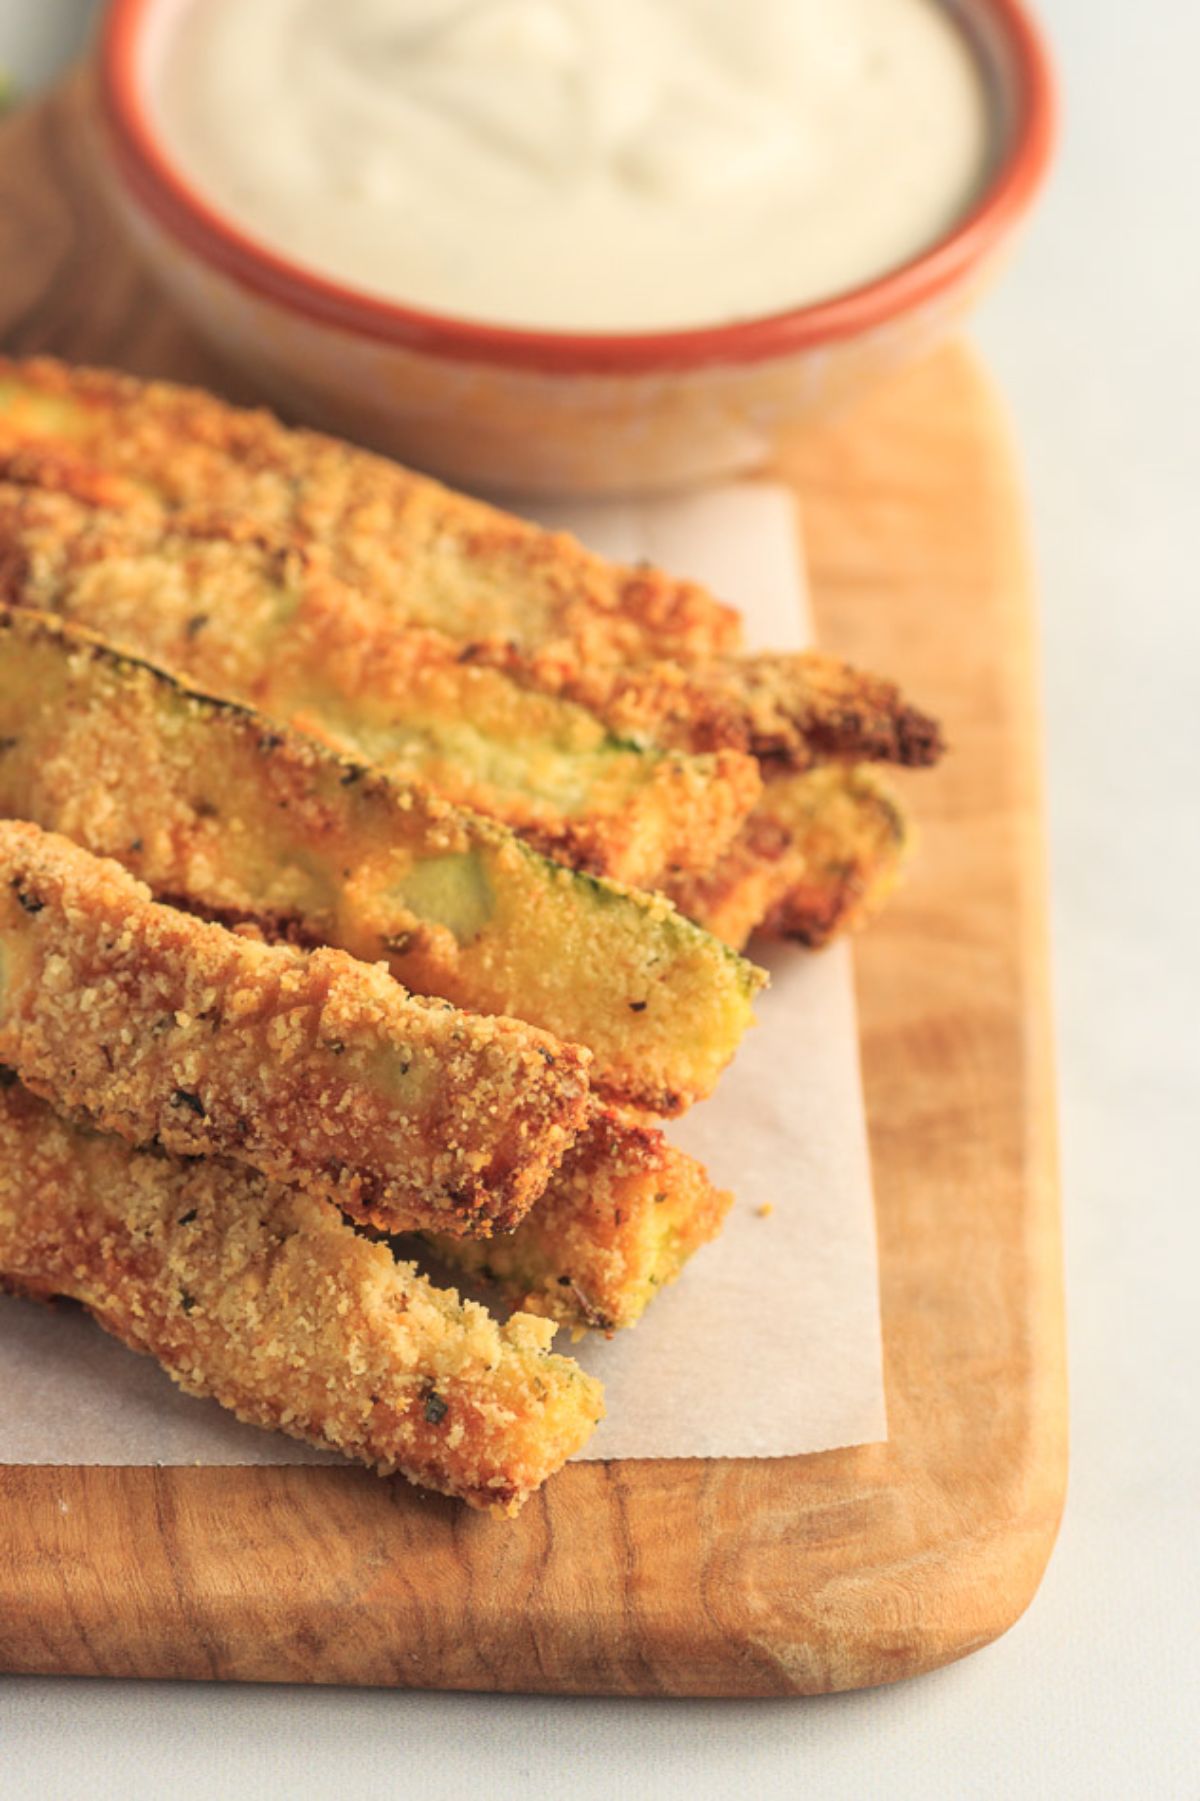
[152,0,995,332]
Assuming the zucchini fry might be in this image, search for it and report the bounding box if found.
[0,606,763,1115]
[0,356,742,666]
[427,1108,732,1334]
[532,648,943,771]
[0,363,941,778]
[0,822,590,1236]
[666,815,800,953]
[0,362,944,778]
[669,765,911,951]
[0,482,759,888]
[0,1077,602,1512]
[758,766,910,946]
[0,359,931,945]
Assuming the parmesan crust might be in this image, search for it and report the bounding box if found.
[0,822,590,1236]
[0,481,759,888]
[534,647,944,771]
[0,360,941,770]
[427,1107,732,1333]
[0,1077,603,1512]
[669,765,911,951]
[0,355,740,665]
[0,605,763,1115]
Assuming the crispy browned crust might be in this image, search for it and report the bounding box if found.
[0,359,932,955]
[0,356,742,666]
[669,765,911,951]
[0,604,763,1115]
[0,821,590,1234]
[0,1077,602,1511]
[473,644,944,771]
[0,481,759,887]
[666,813,800,952]
[426,1107,732,1333]
[0,359,944,779]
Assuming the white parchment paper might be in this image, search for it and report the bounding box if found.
[0,483,887,1466]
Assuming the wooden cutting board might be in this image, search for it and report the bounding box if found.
[0,77,1065,1696]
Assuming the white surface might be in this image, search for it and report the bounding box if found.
[546,487,886,1458]
[0,485,888,1468]
[1,0,1198,1796]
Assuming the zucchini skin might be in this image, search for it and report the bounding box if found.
[0,479,758,890]
[0,820,590,1236]
[0,606,763,1114]
[0,362,942,774]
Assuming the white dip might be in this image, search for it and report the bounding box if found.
[152,0,995,332]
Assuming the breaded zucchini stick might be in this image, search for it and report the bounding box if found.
[426,1108,732,1334]
[0,822,589,1235]
[0,355,741,667]
[0,607,763,1115]
[0,483,758,888]
[668,765,911,951]
[531,648,943,772]
[0,361,942,773]
[0,362,945,777]
[757,766,910,946]
[0,360,935,942]
[0,1077,602,1511]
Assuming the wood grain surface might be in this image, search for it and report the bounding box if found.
[0,77,1066,1696]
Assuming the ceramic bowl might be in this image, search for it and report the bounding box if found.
[97,0,1055,497]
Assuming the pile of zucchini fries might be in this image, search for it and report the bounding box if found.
[0,360,943,1512]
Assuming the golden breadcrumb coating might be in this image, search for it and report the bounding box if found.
[0,360,943,779]
[0,1077,602,1512]
[669,765,911,951]
[0,482,759,888]
[426,1107,731,1333]
[667,816,801,954]
[0,606,763,1116]
[0,355,741,668]
[0,361,944,775]
[530,648,943,771]
[0,822,590,1235]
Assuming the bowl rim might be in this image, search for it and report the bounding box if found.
[98,0,1057,376]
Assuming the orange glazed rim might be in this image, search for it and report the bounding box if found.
[98,0,1057,376]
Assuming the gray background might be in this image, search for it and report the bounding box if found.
[0,2,1196,1796]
